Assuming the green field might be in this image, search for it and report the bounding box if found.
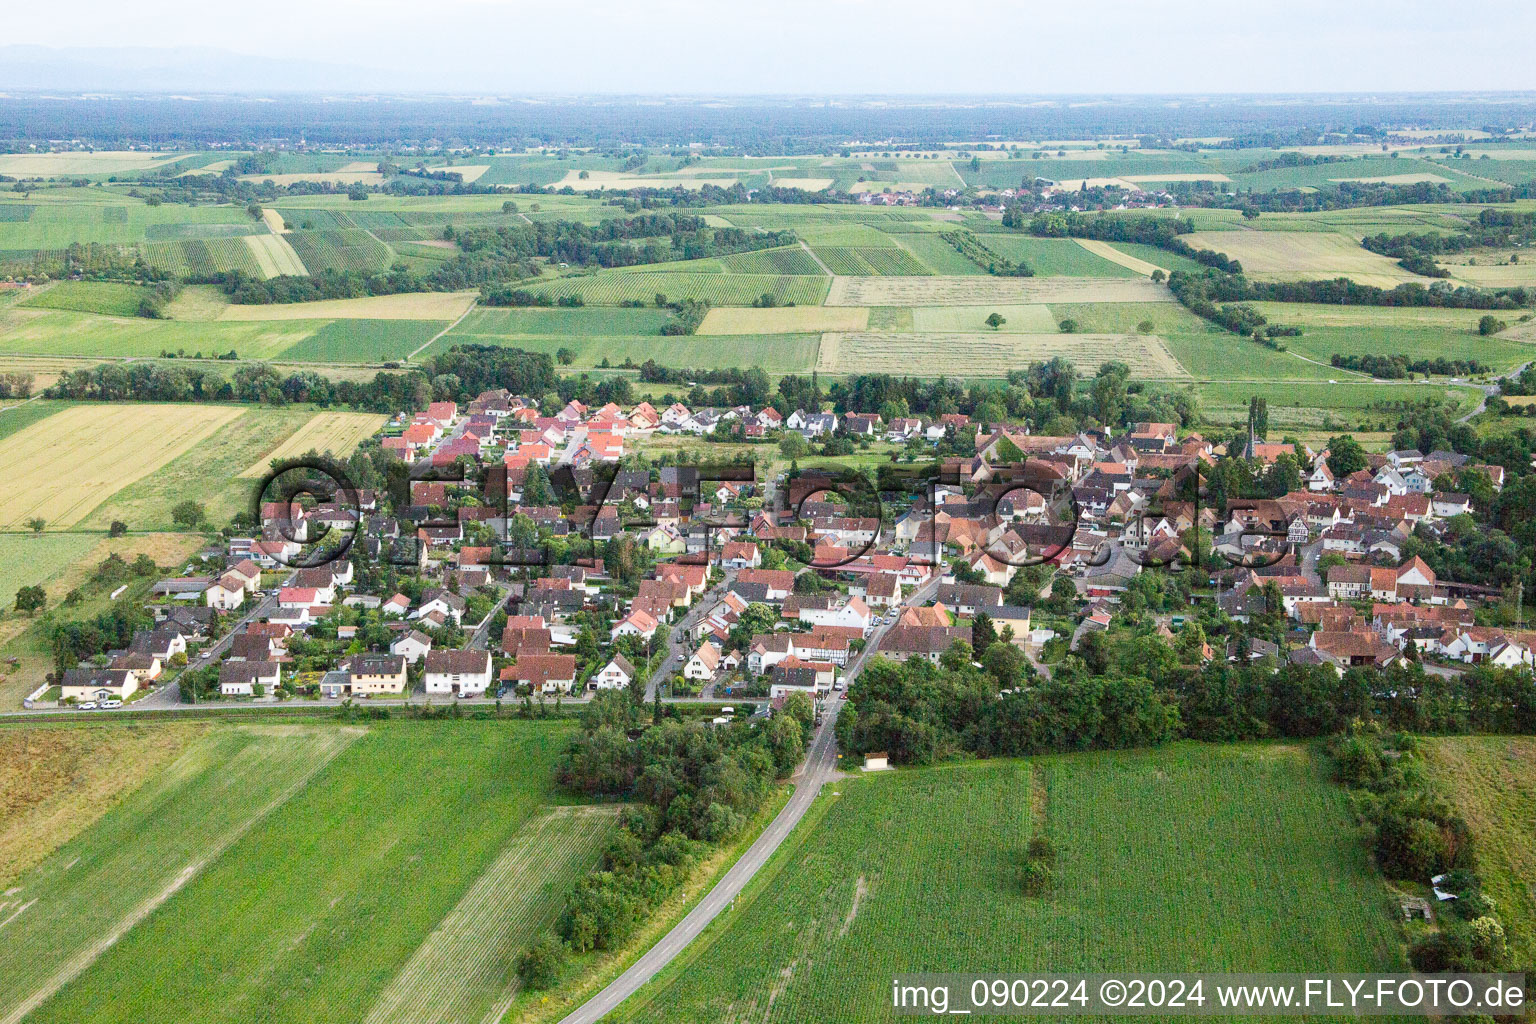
[0,310,321,360]
[457,306,675,336]
[1046,301,1210,335]
[620,744,1400,1023]
[1424,737,1536,967]
[1196,380,1482,428]
[977,235,1143,277]
[1161,333,1338,381]
[16,720,580,1024]
[0,532,99,608]
[810,246,931,276]
[78,407,315,531]
[530,271,830,307]
[279,319,442,362]
[1282,325,1533,374]
[20,282,152,317]
[284,229,395,275]
[141,237,265,278]
[433,331,822,372]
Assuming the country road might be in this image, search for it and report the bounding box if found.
[555,569,940,1024]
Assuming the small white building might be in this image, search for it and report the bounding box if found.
[591,654,637,690]
[423,649,493,696]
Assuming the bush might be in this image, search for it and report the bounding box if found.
[516,934,567,990]
[1020,858,1054,897]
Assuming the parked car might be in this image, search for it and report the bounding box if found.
[101,699,123,708]
[77,701,98,710]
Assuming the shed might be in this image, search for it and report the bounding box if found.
[863,752,890,772]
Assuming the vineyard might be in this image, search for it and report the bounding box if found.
[811,246,932,276]
[620,745,1403,1024]
[717,245,825,275]
[815,331,1190,379]
[20,282,152,317]
[531,271,830,307]
[22,721,573,1024]
[141,237,263,278]
[284,229,395,275]
[361,806,616,1024]
[278,319,442,362]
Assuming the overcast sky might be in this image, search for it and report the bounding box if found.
[7,0,1536,94]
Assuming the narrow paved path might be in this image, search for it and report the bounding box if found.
[407,300,477,362]
[555,695,845,1024]
[555,572,938,1024]
[798,240,834,277]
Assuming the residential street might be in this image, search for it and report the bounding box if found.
[644,568,736,700]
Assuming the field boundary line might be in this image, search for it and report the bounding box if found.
[0,726,364,1024]
[409,299,478,361]
[798,241,834,276]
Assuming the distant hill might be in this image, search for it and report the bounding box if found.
[0,45,397,94]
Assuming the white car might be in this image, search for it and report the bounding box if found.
[100,699,123,709]
[77,701,98,710]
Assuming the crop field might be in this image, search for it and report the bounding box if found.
[1161,334,1335,382]
[621,745,1399,1024]
[699,306,869,334]
[0,533,99,608]
[824,276,1171,306]
[1449,262,1536,288]
[456,306,672,336]
[1072,239,1163,276]
[280,319,443,362]
[0,723,206,888]
[238,411,388,478]
[0,152,183,176]
[22,720,573,1024]
[0,198,254,250]
[972,236,1141,278]
[816,331,1189,379]
[0,403,246,529]
[0,724,363,1024]
[909,304,1057,333]
[361,806,617,1024]
[76,407,309,530]
[531,271,830,307]
[218,290,475,322]
[244,233,309,278]
[1227,156,1480,191]
[1423,737,1536,967]
[1245,302,1513,331]
[20,282,151,317]
[284,229,394,275]
[433,332,822,373]
[810,246,932,276]
[1183,230,1430,286]
[0,309,321,359]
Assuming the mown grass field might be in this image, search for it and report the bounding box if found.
[974,235,1142,277]
[0,309,321,360]
[18,720,577,1024]
[279,319,442,362]
[0,723,206,888]
[237,411,388,478]
[19,282,151,317]
[217,291,475,322]
[1423,737,1536,967]
[0,532,100,608]
[824,276,1171,306]
[619,745,1400,1024]
[1184,230,1430,287]
[816,331,1188,379]
[457,306,672,336]
[0,403,245,529]
[531,271,830,307]
[434,332,822,373]
[0,724,363,1024]
[699,306,869,334]
[79,407,312,531]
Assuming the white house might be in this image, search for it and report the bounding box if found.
[391,629,434,664]
[219,660,278,697]
[683,641,722,681]
[423,649,493,696]
[591,654,637,690]
[798,596,872,632]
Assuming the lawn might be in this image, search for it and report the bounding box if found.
[279,319,443,362]
[1423,737,1536,967]
[619,744,1401,1023]
[20,282,152,317]
[0,403,246,529]
[23,720,576,1024]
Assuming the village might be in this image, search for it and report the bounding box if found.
[41,389,1533,715]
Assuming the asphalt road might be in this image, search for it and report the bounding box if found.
[644,570,736,700]
[555,569,938,1024]
[139,583,284,708]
